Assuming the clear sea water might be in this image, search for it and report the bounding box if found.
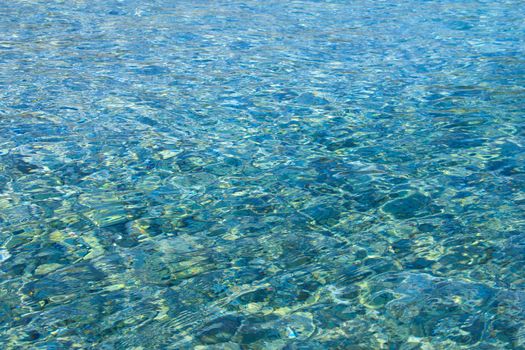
[1,0,524,349]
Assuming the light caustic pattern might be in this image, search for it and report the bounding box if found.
[0,0,524,349]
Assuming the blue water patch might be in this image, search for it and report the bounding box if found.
[0,0,524,348]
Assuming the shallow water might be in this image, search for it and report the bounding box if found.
[1,0,525,349]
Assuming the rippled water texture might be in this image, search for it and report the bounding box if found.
[1,0,524,349]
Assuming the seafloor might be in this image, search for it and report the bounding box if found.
[0,0,524,349]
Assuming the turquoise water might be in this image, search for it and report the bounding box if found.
[1,0,525,348]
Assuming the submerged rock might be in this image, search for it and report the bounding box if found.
[382,192,434,219]
[295,93,330,106]
[198,315,243,344]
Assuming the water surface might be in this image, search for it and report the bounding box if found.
[1,0,524,349]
